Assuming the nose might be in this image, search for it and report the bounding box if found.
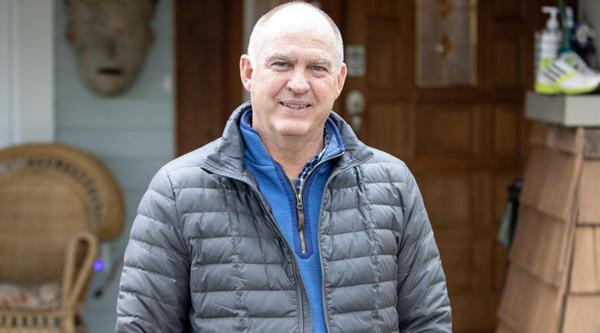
[287,69,310,94]
[106,36,117,58]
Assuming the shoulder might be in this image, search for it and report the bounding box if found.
[150,138,223,191]
[164,139,220,171]
[368,147,408,167]
[358,147,414,187]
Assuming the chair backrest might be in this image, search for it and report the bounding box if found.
[0,144,124,284]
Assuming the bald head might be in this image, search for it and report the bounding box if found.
[247,2,344,72]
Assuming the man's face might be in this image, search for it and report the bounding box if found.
[240,23,347,141]
[66,0,155,96]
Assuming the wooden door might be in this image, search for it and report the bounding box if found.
[341,1,532,332]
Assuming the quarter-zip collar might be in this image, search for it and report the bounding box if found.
[238,109,345,175]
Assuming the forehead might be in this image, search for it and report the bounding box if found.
[261,31,336,66]
[259,20,337,61]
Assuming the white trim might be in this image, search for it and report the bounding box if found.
[0,0,54,149]
[0,0,14,148]
[11,0,21,143]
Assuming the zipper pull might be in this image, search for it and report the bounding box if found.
[296,193,306,254]
[296,193,303,211]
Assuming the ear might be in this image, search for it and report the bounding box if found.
[335,63,348,97]
[240,55,253,92]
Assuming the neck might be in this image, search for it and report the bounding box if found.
[258,129,324,179]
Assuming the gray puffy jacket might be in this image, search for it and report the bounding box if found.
[116,103,451,333]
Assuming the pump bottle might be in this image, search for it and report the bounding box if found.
[536,7,562,77]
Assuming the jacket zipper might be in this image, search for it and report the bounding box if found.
[296,192,306,254]
[286,180,307,255]
[286,151,343,256]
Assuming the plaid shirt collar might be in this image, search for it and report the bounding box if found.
[293,129,329,192]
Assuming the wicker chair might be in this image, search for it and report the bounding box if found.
[0,144,124,333]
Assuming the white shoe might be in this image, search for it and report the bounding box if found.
[535,51,600,95]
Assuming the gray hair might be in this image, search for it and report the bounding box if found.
[247,1,344,72]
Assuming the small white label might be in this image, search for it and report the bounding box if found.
[345,45,366,77]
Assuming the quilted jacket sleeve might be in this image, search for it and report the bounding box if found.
[116,167,191,333]
[397,167,452,332]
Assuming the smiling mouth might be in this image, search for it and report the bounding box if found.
[97,68,124,76]
[280,102,311,110]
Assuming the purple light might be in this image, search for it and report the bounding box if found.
[93,259,104,272]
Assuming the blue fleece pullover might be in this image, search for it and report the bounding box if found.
[239,110,344,333]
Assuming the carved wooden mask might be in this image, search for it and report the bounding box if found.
[65,0,157,96]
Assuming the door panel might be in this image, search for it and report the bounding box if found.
[415,104,483,158]
[362,103,413,158]
[492,30,529,90]
[175,1,242,156]
[420,174,472,226]
[493,104,523,157]
[366,22,413,90]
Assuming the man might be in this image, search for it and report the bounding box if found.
[116,2,451,332]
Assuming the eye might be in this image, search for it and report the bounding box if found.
[310,65,327,72]
[271,62,291,70]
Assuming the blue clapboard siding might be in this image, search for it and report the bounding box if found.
[57,129,173,160]
[56,100,173,129]
[103,159,166,191]
[54,0,174,331]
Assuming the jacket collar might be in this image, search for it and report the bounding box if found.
[239,108,345,167]
[202,101,373,180]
